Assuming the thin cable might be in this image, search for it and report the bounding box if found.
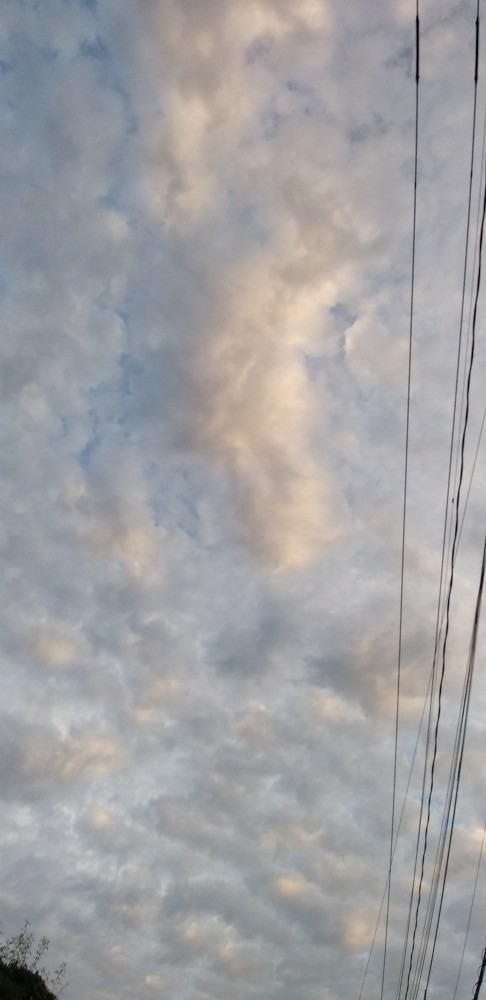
[381,9,420,1000]
[395,396,485,1000]
[472,940,486,1000]
[424,399,486,707]
[457,401,486,552]
[436,0,480,650]
[395,676,435,1000]
[421,532,486,999]
[452,97,486,539]
[452,818,486,1000]
[358,671,432,1000]
[399,8,481,997]
[406,531,486,1000]
[406,165,486,1000]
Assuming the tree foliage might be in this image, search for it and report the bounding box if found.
[0,922,67,999]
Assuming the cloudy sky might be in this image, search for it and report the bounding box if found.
[1,1,486,999]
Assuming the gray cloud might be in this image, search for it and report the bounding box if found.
[0,2,485,1000]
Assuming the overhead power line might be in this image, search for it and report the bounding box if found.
[397,6,483,999]
[471,940,486,1000]
[452,819,486,1000]
[358,6,485,997]
[418,531,486,1000]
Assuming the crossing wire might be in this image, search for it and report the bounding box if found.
[403,145,486,1000]
[398,7,482,1000]
[358,7,484,997]
[418,531,486,1000]
[452,818,486,1000]
[358,668,438,1000]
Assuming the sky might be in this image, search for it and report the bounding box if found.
[1,2,486,999]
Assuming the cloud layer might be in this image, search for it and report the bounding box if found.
[1,2,485,1000]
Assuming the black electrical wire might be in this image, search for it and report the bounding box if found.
[435,0,481,654]
[399,10,482,997]
[357,672,432,1000]
[360,10,484,999]
[436,102,486,675]
[406,161,486,989]
[406,529,485,1000]
[452,819,486,1000]
[453,101,486,538]
[404,162,486,1000]
[409,656,472,1000]
[364,394,486,1000]
[472,940,486,1000]
[417,532,486,1000]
